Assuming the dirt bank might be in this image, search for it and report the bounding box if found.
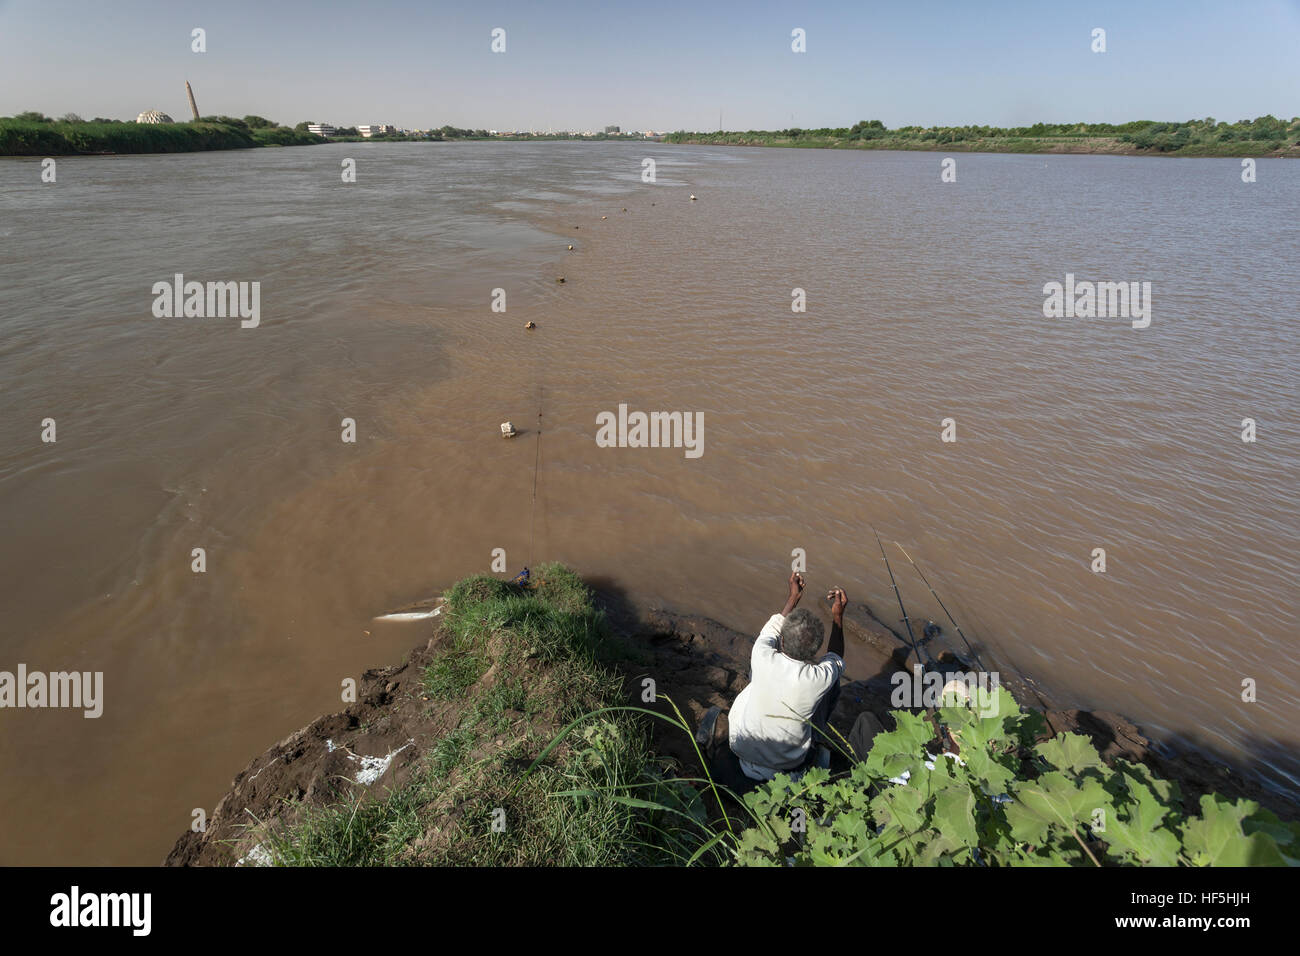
[165,574,1295,865]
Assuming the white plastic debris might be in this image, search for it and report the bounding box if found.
[325,738,416,786]
[236,843,274,867]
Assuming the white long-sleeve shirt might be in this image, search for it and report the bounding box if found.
[728,613,844,780]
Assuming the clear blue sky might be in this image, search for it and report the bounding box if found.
[1,0,1296,130]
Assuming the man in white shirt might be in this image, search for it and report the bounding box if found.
[728,572,847,781]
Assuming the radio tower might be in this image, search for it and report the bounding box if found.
[185,80,200,121]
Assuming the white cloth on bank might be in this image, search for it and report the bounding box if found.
[728,613,844,781]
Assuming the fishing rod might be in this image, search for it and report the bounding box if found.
[894,541,986,671]
[872,526,928,667]
[895,541,1061,731]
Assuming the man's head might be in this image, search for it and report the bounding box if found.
[780,609,825,662]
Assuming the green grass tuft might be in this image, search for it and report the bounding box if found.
[257,563,704,866]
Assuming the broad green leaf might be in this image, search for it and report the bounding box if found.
[767,812,792,843]
[1241,807,1297,847]
[850,760,880,788]
[961,746,1017,793]
[1012,846,1072,867]
[1119,771,1171,833]
[933,785,979,847]
[1005,770,1108,845]
[926,750,959,787]
[950,709,1012,754]
[865,710,934,779]
[799,766,830,789]
[1102,817,1181,866]
[1184,795,1287,866]
[1029,733,1102,780]
[736,825,780,864]
[871,783,926,833]
[1114,758,1180,811]
[1096,769,1180,865]
[916,829,971,865]
[1036,732,1105,775]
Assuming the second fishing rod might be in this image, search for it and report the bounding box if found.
[870,525,934,669]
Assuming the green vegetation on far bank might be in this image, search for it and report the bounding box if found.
[665,116,1300,157]
[256,563,1296,867]
[0,111,323,155]
[8,111,1297,158]
[299,123,649,144]
[0,111,652,155]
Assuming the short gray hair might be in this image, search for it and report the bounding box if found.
[780,609,825,662]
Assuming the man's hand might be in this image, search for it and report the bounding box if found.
[782,571,805,616]
[828,587,847,623]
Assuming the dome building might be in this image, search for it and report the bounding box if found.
[135,110,174,124]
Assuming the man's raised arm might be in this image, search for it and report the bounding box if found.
[781,571,805,617]
[827,587,847,658]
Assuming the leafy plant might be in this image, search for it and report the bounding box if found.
[728,687,1297,866]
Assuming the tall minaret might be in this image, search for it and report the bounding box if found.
[185,81,200,121]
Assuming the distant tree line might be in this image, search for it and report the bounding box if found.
[0,111,325,155]
[664,116,1299,156]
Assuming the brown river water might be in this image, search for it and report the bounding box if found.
[0,142,1296,864]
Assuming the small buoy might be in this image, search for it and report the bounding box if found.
[689,194,697,201]
[524,321,536,330]
[622,207,627,212]
[567,244,574,250]
[601,215,607,220]
[500,422,517,438]
[556,276,565,283]
[574,225,580,229]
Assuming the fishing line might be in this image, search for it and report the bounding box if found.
[894,541,987,671]
[898,542,1057,727]
[528,381,543,568]
[872,525,929,667]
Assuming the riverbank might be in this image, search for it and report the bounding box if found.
[665,117,1300,158]
[0,117,655,155]
[9,117,1294,159]
[166,564,1299,867]
[0,118,323,155]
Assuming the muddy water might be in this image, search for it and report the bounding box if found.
[0,142,1296,863]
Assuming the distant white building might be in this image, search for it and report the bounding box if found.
[307,123,336,137]
[136,110,174,124]
[357,124,396,138]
